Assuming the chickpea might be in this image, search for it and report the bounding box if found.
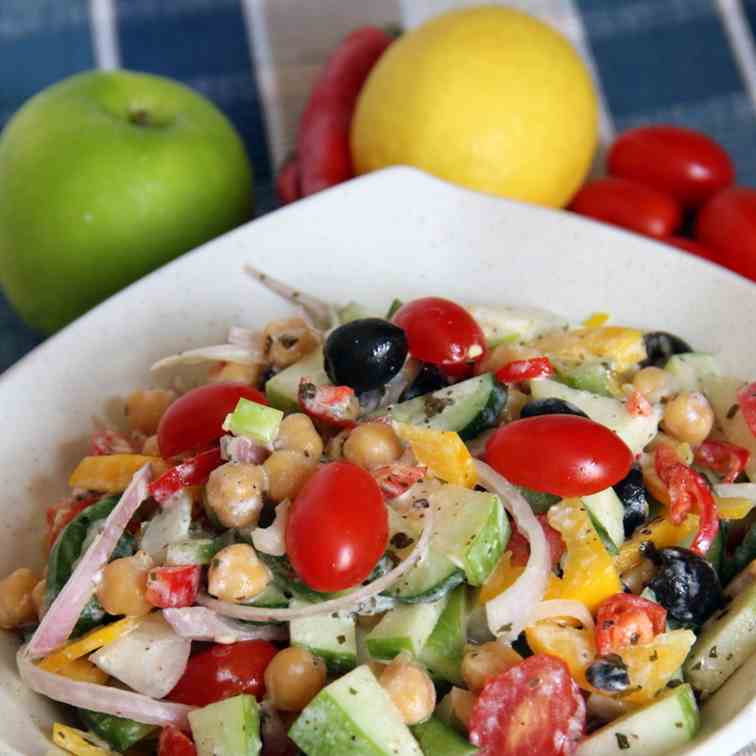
[31,579,47,621]
[343,423,403,470]
[264,646,327,711]
[379,657,436,725]
[263,450,317,502]
[477,343,539,375]
[461,641,522,693]
[96,553,153,617]
[0,568,39,629]
[205,462,267,528]
[141,434,160,456]
[126,389,175,435]
[264,317,320,369]
[632,367,675,402]
[207,361,261,386]
[449,687,476,730]
[276,413,323,460]
[208,544,270,602]
[662,391,714,445]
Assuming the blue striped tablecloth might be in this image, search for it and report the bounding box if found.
[2,0,756,377]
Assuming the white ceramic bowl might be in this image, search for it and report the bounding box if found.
[1,167,754,756]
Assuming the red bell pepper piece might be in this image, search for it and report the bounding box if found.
[146,565,201,609]
[626,389,653,417]
[495,357,555,384]
[694,440,750,484]
[149,447,222,504]
[736,381,756,436]
[371,464,426,500]
[655,444,719,556]
[159,726,197,756]
[298,379,359,427]
[276,154,301,205]
[297,26,394,196]
[595,593,667,655]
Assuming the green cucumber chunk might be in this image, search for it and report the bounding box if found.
[516,486,560,514]
[664,353,720,392]
[188,694,261,756]
[289,665,422,756]
[290,599,357,673]
[419,585,467,684]
[576,684,699,755]
[77,709,155,752]
[366,598,448,661]
[265,347,330,413]
[165,538,221,566]
[465,304,568,347]
[412,716,478,756]
[223,397,283,446]
[555,361,613,396]
[582,487,625,553]
[386,298,403,319]
[683,581,756,698]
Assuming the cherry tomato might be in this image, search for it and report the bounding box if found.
[662,236,721,265]
[595,593,667,655]
[159,726,197,756]
[167,640,278,707]
[508,514,565,569]
[393,297,486,366]
[695,187,756,281]
[495,357,555,384]
[486,415,633,497]
[469,654,586,756]
[569,177,682,238]
[157,383,267,458]
[286,461,388,592]
[608,126,734,208]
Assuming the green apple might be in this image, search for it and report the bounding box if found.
[0,70,253,334]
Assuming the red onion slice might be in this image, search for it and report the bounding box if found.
[220,435,269,465]
[528,600,595,632]
[474,460,550,643]
[198,505,433,622]
[163,607,288,644]
[27,465,152,659]
[17,647,192,728]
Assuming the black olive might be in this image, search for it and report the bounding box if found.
[519,397,588,419]
[586,654,630,692]
[613,468,650,538]
[324,318,408,394]
[643,544,723,626]
[398,362,450,402]
[641,331,693,368]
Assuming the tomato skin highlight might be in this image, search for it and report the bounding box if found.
[393,297,486,366]
[167,640,278,707]
[485,415,633,497]
[595,593,667,656]
[569,177,682,238]
[286,461,389,592]
[470,654,586,756]
[695,187,756,282]
[608,126,734,208]
[157,383,267,458]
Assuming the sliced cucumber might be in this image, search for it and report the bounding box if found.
[516,485,560,514]
[290,600,356,674]
[366,598,448,661]
[165,538,220,566]
[555,361,614,397]
[244,582,289,609]
[419,585,467,685]
[664,352,720,392]
[582,487,625,553]
[465,304,568,347]
[576,683,699,756]
[530,378,661,455]
[189,694,261,756]
[683,581,756,699]
[381,373,506,440]
[265,347,330,413]
[412,716,478,756]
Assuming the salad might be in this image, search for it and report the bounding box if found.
[2,269,756,756]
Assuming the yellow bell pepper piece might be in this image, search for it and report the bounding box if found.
[52,723,115,755]
[545,499,622,612]
[394,423,476,488]
[39,616,145,673]
[618,629,696,705]
[534,326,646,371]
[69,455,167,493]
[526,619,597,691]
[582,312,610,329]
[716,496,755,520]
[615,515,699,575]
[478,552,525,605]
[56,658,109,685]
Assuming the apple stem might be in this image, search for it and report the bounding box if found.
[128,109,150,127]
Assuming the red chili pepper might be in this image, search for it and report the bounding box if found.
[495,357,555,384]
[297,26,394,196]
[655,444,719,556]
[298,379,359,427]
[371,464,426,500]
[276,154,301,205]
[736,381,756,436]
[509,514,565,569]
[146,565,201,609]
[148,447,223,504]
[595,593,667,655]
[694,440,750,484]
[626,389,653,417]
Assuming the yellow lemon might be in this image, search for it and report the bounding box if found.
[351,6,599,207]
